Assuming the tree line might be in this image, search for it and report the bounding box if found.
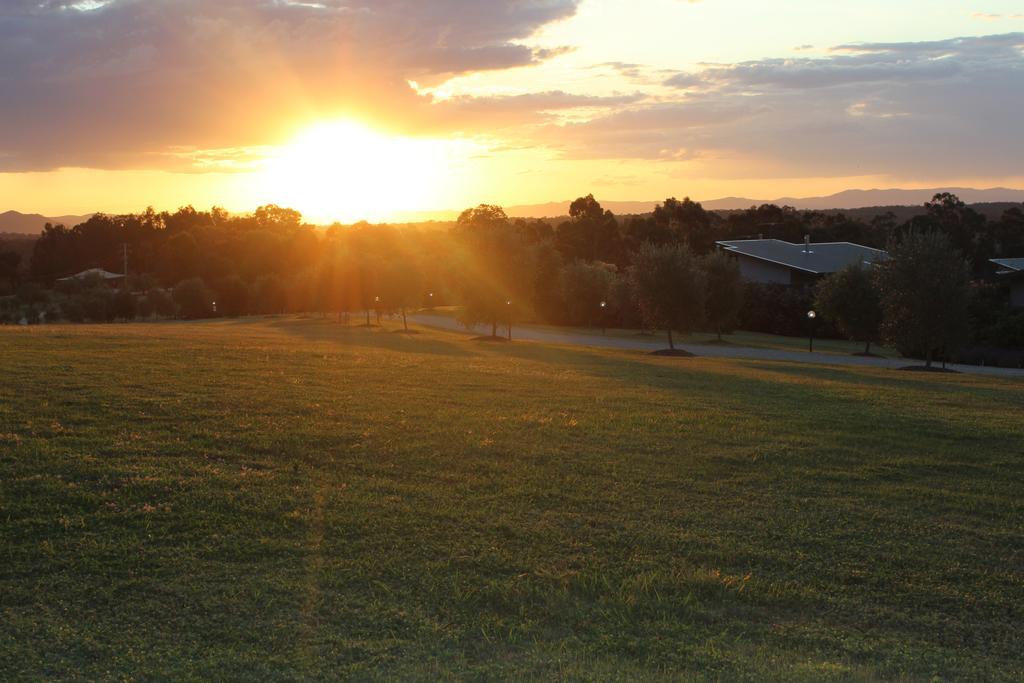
[0,193,1021,366]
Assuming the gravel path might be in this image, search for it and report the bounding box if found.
[410,314,1024,380]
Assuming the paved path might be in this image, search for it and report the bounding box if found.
[410,314,1024,380]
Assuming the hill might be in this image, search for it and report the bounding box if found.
[0,210,92,235]
[504,187,1024,218]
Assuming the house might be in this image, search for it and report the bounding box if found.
[716,237,889,286]
[989,258,1024,308]
[57,268,126,287]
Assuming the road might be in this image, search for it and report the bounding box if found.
[409,313,1024,380]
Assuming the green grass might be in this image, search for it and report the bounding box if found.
[2,317,1022,680]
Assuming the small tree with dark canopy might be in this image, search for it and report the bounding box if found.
[814,264,883,355]
[876,231,971,368]
[454,204,532,339]
[652,197,717,254]
[702,250,743,341]
[380,258,424,332]
[0,250,21,294]
[214,275,250,317]
[560,261,616,328]
[555,195,623,264]
[173,278,214,319]
[630,243,706,351]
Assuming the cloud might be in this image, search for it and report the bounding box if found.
[0,0,580,171]
[552,32,1024,179]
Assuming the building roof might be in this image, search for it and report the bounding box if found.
[716,239,889,275]
[57,268,125,282]
[990,258,1024,275]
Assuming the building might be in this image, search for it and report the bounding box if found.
[989,258,1024,308]
[716,237,889,286]
[57,268,126,287]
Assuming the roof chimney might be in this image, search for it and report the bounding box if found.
[804,235,811,253]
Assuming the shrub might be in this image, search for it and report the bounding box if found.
[173,278,214,319]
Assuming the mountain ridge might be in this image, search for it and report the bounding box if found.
[503,187,1024,218]
[0,210,93,235]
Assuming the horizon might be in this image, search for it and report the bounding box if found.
[5,184,1024,227]
[2,1,1024,222]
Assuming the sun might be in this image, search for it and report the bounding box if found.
[255,120,454,224]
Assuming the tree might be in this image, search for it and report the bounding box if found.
[876,231,971,368]
[111,289,138,321]
[652,197,717,254]
[702,250,743,341]
[814,264,883,354]
[560,261,616,328]
[555,195,623,264]
[0,250,21,293]
[139,288,176,319]
[253,275,287,314]
[173,278,214,319]
[629,243,706,350]
[454,205,532,338]
[214,275,249,317]
[455,204,509,236]
[380,259,424,332]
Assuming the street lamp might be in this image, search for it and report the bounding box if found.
[600,300,607,335]
[807,309,816,352]
[212,300,217,315]
[506,300,512,341]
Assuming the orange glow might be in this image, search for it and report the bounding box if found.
[253,120,466,224]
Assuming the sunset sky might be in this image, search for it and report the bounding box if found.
[1,0,1023,222]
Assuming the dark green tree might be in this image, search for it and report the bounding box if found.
[876,231,971,368]
[814,264,883,354]
[652,197,717,254]
[0,250,21,293]
[630,243,707,350]
[555,195,623,264]
[214,275,250,317]
[702,250,744,341]
[173,278,214,319]
[560,261,616,328]
[455,205,531,338]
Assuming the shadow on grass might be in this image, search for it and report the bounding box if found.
[474,339,1024,457]
[269,317,479,358]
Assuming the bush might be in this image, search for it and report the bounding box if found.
[61,296,86,323]
[111,289,138,321]
[173,278,213,319]
[252,275,287,314]
[214,276,249,317]
[81,288,116,322]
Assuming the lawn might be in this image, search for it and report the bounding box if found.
[2,317,1022,680]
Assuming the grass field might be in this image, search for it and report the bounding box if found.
[2,317,1022,680]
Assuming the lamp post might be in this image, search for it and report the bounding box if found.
[374,295,381,325]
[427,291,434,310]
[600,300,607,335]
[212,300,217,315]
[807,309,816,352]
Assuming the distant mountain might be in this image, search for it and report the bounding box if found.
[0,210,92,235]
[504,187,1024,217]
